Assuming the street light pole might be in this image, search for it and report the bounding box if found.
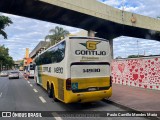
[137,40,139,57]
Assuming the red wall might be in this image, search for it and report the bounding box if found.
[112,57,160,90]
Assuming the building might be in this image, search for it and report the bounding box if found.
[24,48,33,69]
[29,41,49,61]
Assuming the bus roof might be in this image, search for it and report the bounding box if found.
[69,37,108,41]
[34,36,108,60]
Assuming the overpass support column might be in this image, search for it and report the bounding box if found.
[109,39,114,59]
[88,30,95,37]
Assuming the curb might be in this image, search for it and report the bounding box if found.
[103,99,160,120]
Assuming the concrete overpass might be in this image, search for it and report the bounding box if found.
[0,0,160,41]
[29,41,49,59]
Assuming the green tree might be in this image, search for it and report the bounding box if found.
[0,15,13,39]
[0,45,14,71]
[45,26,69,46]
[20,60,24,67]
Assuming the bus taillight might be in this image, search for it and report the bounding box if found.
[66,78,71,90]
[110,76,112,87]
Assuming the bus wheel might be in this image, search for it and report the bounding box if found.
[51,85,59,102]
[47,84,53,98]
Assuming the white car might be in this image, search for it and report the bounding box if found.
[8,71,19,79]
[0,71,8,77]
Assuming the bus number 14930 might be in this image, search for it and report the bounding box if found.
[83,68,100,73]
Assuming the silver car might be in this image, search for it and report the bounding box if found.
[8,71,19,79]
[0,71,8,77]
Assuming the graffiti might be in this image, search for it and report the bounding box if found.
[112,57,160,90]
[118,63,125,73]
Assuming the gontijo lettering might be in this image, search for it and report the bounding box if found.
[75,41,106,56]
[75,50,106,55]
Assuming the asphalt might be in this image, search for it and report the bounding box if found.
[0,72,155,120]
[110,84,160,116]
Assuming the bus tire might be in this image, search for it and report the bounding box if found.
[47,83,53,98]
[51,85,59,102]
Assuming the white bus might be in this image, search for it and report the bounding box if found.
[35,37,112,103]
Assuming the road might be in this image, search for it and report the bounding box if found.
[0,71,149,120]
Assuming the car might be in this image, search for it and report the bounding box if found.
[8,71,19,79]
[0,71,8,77]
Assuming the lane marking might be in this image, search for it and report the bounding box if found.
[27,81,30,84]
[0,92,2,97]
[30,84,33,87]
[19,71,23,75]
[39,96,46,103]
[33,89,38,93]
[52,112,63,120]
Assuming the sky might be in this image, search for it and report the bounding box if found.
[0,0,160,60]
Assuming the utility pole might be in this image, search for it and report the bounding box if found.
[123,41,127,58]
[137,40,139,57]
[122,0,125,20]
[122,0,125,11]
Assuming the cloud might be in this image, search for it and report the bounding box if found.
[98,0,160,18]
[98,0,160,58]
[99,0,122,7]
[0,13,82,60]
[1,1,160,60]
[113,36,160,58]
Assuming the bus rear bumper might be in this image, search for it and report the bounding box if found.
[64,87,112,103]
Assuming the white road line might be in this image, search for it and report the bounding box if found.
[27,81,30,84]
[52,112,63,120]
[30,84,33,87]
[0,92,2,97]
[33,89,38,93]
[39,96,46,103]
[19,72,23,75]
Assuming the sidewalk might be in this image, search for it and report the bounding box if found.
[109,83,160,111]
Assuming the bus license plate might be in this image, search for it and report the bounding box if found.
[88,87,97,91]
